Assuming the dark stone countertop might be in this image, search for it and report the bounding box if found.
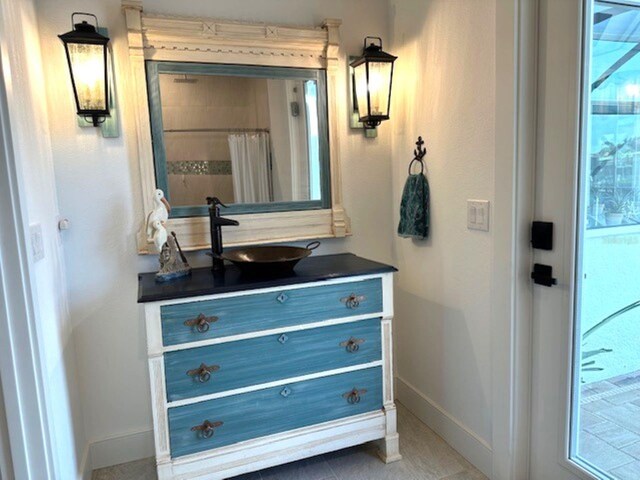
[138,253,397,303]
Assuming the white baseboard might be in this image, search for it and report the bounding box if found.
[395,376,493,478]
[89,428,154,470]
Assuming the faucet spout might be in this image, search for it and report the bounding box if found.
[212,217,240,227]
[207,197,239,271]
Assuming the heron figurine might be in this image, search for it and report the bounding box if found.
[146,189,171,237]
[151,220,168,252]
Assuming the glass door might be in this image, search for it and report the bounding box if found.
[530,1,640,479]
[573,1,640,478]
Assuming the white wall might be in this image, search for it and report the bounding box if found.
[389,0,495,474]
[35,0,393,469]
[0,0,86,478]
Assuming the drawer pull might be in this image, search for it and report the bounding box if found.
[191,420,223,439]
[343,388,367,404]
[184,313,218,333]
[187,363,220,383]
[339,337,365,352]
[340,293,366,309]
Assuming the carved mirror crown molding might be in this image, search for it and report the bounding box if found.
[122,1,350,253]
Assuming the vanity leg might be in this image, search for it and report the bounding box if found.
[377,404,402,463]
[378,313,401,463]
[156,462,172,480]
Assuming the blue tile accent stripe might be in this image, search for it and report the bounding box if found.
[166,160,232,176]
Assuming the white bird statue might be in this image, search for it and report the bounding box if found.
[151,220,168,252]
[146,189,171,237]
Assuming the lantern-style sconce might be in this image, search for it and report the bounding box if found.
[350,36,397,132]
[59,13,110,127]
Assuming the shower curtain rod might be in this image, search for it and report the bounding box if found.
[163,127,270,133]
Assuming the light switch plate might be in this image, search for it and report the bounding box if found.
[30,223,45,262]
[467,200,490,231]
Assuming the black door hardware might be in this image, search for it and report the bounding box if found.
[531,263,557,287]
[531,221,553,250]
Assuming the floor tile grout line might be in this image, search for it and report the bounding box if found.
[581,382,640,403]
[323,453,340,480]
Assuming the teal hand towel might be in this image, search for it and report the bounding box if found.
[397,173,430,239]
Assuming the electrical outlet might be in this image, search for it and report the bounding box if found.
[467,200,490,231]
[30,223,45,262]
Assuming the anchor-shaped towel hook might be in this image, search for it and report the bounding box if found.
[408,136,427,175]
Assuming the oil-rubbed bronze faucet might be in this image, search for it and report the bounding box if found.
[206,197,239,271]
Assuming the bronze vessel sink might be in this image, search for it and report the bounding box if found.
[221,242,320,275]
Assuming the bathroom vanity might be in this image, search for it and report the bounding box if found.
[138,253,400,479]
[125,3,398,476]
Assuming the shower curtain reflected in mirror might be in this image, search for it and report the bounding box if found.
[227,132,273,204]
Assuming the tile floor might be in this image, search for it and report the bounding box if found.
[92,403,487,480]
[579,370,640,480]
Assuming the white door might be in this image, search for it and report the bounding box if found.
[531,1,640,479]
[0,372,11,480]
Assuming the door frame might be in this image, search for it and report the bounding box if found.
[0,27,55,480]
[0,371,13,480]
[493,1,620,479]
[492,0,538,479]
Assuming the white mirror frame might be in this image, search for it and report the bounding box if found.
[122,1,350,253]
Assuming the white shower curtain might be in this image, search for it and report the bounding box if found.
[227,132,272,203]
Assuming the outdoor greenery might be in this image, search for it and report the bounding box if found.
[589,138,640,227]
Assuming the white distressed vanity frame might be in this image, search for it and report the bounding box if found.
[143,273,400,479]
[122,1,351,254]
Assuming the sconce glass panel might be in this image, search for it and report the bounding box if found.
[66,42,107,111]
[353,63,369,121]
[367,61,392,117]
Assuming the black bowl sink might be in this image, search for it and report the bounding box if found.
[221,243,320,276]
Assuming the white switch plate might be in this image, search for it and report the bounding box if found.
[30,223,45,262]
[467,200,490,231]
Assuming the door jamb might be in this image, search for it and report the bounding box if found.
[492,0,538,479]
[0,371,12,480]
[0,33,55,480]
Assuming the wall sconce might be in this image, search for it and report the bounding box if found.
[350,37,397,135]
[59,13,110,127]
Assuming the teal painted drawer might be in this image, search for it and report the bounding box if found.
[164,318,381,402]
[160,278,382,347]
[168,367,383,458]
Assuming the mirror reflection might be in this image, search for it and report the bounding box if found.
[148,64,329,215]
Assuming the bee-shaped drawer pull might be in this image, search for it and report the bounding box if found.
[186,363,220,383]
[339,337,365,353]
[340,294,366,309]
[184,313,218,333]
[343,388,367,404]
[191,420,223,439]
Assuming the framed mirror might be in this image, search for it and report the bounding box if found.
[122,3,350,252]
[146,62,331,217]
